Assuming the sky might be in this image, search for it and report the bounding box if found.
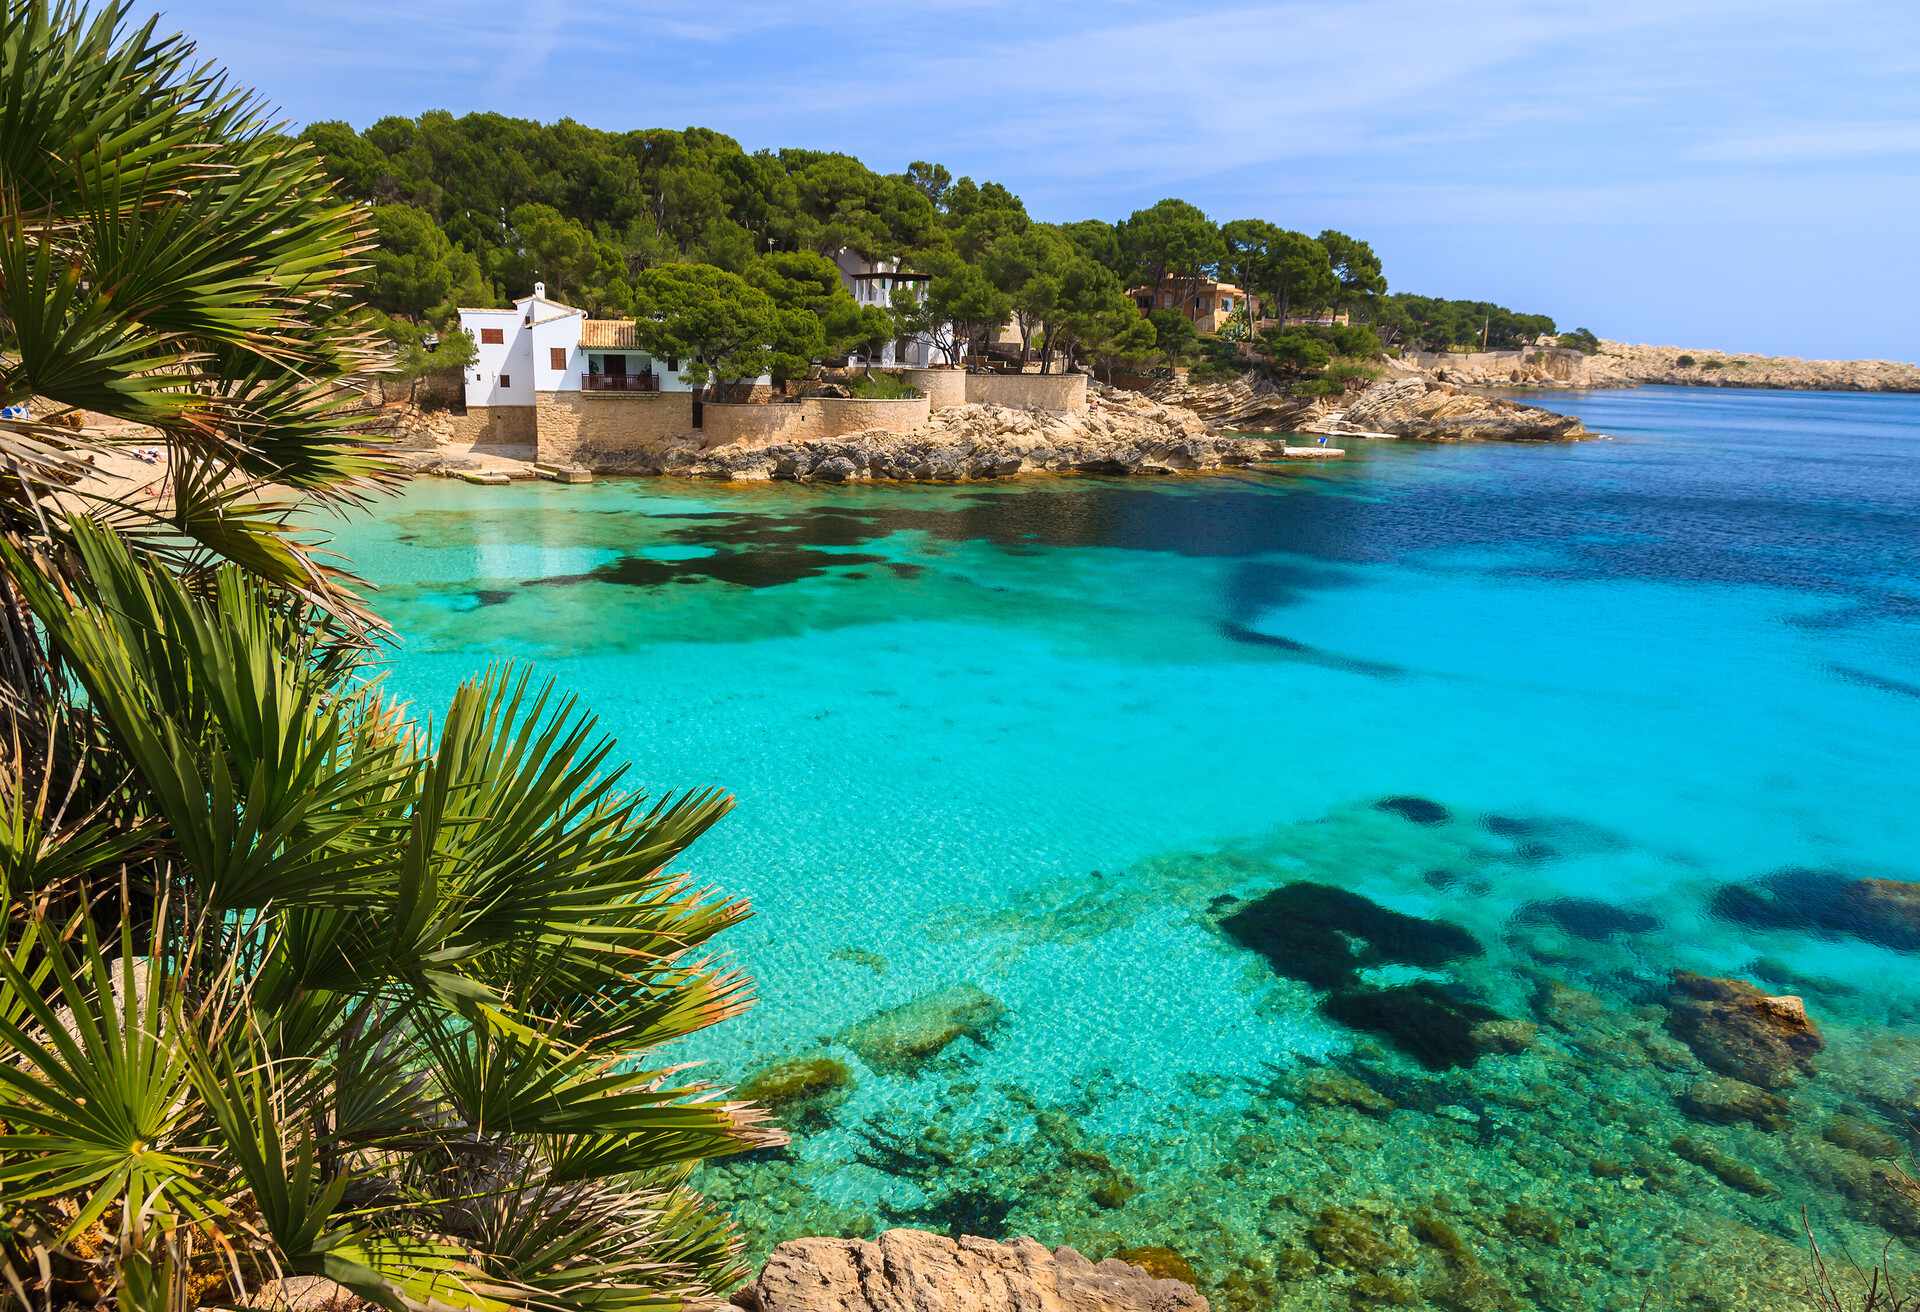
[146,0,1918,360]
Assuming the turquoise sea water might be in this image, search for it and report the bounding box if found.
[330,386,1920,1310]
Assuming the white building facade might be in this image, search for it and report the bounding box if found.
[458,283,697,408]
[832,250,952,368]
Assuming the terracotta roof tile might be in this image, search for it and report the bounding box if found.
[580,319,641,349]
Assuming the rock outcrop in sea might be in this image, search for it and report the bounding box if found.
[736,1229,1209,1312]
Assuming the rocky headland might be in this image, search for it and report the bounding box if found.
[1407,341,1920,393]
[1148,374,1589,443]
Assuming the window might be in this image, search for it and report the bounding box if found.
[1221,297,1233,313]
[480,327,504,345]
[498,374,511,388]
[549,346,567,370]
[666,355,679,371]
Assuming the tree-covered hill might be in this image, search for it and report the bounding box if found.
[298,113,1587,377]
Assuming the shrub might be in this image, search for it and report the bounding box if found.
[0,6,774,1307]
[1676,354,1697,368]
[1557,327,1602,354]
[847,372,923,399]
[1261,329,1333,374]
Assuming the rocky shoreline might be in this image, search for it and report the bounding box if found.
[1148,374,1590,443]
[405,375,1591,487]
[1409,340,1920,393]
[409,386,1281,485]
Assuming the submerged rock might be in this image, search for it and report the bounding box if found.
[1665,972,1824,1089]
[839,984,1005,1073]
[1679,1077,1791,1132]
[1712,868,1920,952]
[737,1056,854,1129]
[1374,795,1452,826]
[743,1229,1209,1312]
[1298,1069,1397,1117]
[1219,881,1482,991]
[1823,1114,1904,1160]
[1321,982,1508,1071]
[1671,1135,1775,1196]
[1111,1246,1200,1287]
[1514,897,1658,941]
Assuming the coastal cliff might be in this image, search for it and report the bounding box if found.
[1406,341,1920,392]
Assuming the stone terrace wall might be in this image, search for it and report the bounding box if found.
[702,395,931,450]
[445,405,536,449]
[535,391,693,465]
[892,367,968,411]
[814,395,930,437]
[700,401,814,450]
[964,372,1087,412]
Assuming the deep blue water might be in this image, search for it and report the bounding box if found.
[331,386,1920,1310]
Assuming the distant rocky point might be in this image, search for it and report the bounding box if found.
[1407,340,1920,393]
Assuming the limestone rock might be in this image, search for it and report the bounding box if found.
[838,984,1005,1073]
[1339,378,1588,442]
[1679,1077,1791,1132]
[650,386,1271,484]
[742,1229,1208,1312]
[1665,972,1823,1089]
[1401,341,1920,393]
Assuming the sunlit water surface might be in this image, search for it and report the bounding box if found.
[330,386,1920,1310]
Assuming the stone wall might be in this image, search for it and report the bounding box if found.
[891,367,968,411]
[700,401,815,450]
[964,372,1088,412]
[702,395,932,450]
[445,405,536,449]
[814,395,930,437]
[534,391,694,465]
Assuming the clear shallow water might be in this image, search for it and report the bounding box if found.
[331,386,1920,1310]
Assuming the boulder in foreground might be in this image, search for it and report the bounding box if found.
[738,1229,1208,1312]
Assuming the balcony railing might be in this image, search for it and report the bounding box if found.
[582,372,660,392]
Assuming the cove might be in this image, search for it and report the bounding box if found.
[327,386,1920,1311]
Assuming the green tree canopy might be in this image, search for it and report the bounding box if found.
[1118,198,1224,292]
[985,225,1075,359]
[1318,228,1387,310]
[892,252,1011,365]
[366,203,489,321]
[499,202,598,300]
[943,177,1029,261]
[746,250,890,375]
[629,262,782,385]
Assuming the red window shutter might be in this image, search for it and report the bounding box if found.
[498,374,510,388]
[550,347,566,370]
[480,327,503,345]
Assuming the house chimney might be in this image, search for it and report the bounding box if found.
[533,281,546,300]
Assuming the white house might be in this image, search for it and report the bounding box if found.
[832,250,951,368]
[458,283,696,408]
